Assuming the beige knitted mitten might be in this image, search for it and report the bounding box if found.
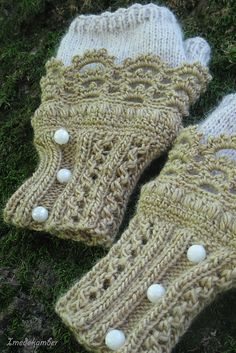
[55,94,236,352]
[4,4,210,247]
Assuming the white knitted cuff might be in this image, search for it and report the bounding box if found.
[56,3,187,67]
[198,93,236,160]
[68,3,178,33]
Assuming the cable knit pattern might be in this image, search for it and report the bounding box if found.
[3,49,210,247]
[55,126,236,352]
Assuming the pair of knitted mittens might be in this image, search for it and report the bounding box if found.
[4,3,211,247]
[55,93,236,352]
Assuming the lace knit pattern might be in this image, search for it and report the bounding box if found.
[55,126,236,352]
[4,50,210,247]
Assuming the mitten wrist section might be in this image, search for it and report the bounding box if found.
[4,51,211,247]
[38,49,211,123]
[139,127,236,246]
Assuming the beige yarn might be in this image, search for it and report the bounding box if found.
[55,121,236,352]
[3,49,210,246]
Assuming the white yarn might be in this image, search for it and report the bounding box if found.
[184,37,211,66]
[198,94,236,160]
[56,3,210,68]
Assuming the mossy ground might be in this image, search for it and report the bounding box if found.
[0,1,236,352]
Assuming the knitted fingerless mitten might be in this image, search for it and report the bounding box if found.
[55,94,236,352]
[4,4,210,247]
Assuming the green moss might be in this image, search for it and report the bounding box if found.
[0,1,236,352]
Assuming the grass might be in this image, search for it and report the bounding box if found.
[0,0,236,352]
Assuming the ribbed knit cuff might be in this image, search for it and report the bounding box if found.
[69,4,177,34]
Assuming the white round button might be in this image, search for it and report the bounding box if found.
[54,128,70,145]
[105,329,126,351]
[187,244,206,263]
[147,283,166,303]
[32,206,48,223]
[56,168,72,183]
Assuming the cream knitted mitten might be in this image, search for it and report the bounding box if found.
[4,4,210,247]
[55,94,236,353]
[57,3,210,67]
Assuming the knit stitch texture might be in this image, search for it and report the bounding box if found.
[199,94,236,161]
[3,49,210,246]
[55,123,236,352]
[57,3,210,67]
